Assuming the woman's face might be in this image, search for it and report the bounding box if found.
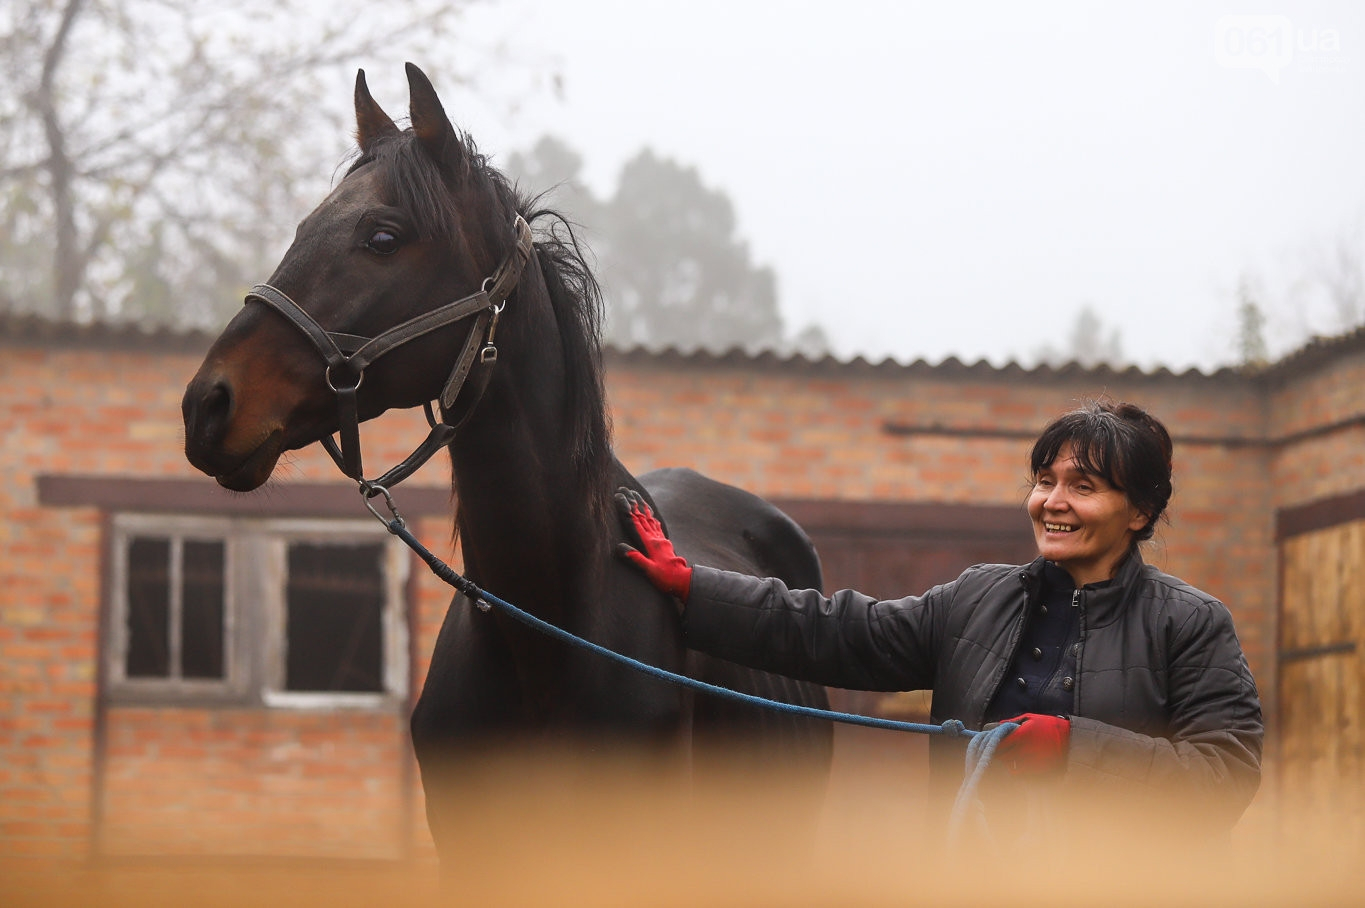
[1028,441,1148,587]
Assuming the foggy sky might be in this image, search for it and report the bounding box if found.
[407,0,1365,370]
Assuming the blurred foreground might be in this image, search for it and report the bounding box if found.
[3,751,1361,908]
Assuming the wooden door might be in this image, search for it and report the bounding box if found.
[1278,519,1364,840]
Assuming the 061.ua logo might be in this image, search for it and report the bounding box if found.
[1215,15,1294,83]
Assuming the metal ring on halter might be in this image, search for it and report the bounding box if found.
[325,364,364,394]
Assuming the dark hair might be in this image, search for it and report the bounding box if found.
[1029,399,1174,543]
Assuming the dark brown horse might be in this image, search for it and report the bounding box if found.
[182,63,831,859]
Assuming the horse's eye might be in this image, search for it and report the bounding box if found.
[365,229,401,256]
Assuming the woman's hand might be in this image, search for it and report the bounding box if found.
[614,488,692,606]
[997,713,1071,775]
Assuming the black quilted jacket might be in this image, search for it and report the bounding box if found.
[684,551,1264,828]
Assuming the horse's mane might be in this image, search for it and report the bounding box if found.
[516,197,615,527]
[352,130,615,526]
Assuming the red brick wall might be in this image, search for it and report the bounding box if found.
[99,708,412,858]
[4,326,1364,861]
[1268,353,1365,507]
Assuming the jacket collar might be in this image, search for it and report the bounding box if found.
[1020,549,1146,625]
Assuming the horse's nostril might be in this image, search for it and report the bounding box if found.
[184,377,235,445]
[207,380,232,417]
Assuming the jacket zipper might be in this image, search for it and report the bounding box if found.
[1071,588,1084,713]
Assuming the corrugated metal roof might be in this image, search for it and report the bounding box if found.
[1,312,216,354]
[1253,323,1365,385]
[5,310,1362,383]
[602,342,1247,381]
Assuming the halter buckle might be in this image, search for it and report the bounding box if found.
[479,300,504,364]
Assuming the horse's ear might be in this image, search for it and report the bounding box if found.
[355,69,399,153]
[405,62,461,163]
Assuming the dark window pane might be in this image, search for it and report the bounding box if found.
[126,537,170,678]
[181,540,226,679]
[285,543,385,692]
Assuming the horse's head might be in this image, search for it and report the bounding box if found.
[183,64,528,491]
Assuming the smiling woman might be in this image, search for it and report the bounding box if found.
[616,397,1264,847]
[1030,454,1148,588]
[1026,401,1174,587]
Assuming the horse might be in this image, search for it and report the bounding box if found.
[181,63,832,861]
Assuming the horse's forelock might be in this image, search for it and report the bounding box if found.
[351,129,512,245]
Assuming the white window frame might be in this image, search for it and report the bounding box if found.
[108,514,244,701]
[260,518,411,711]
[107,514,409,709]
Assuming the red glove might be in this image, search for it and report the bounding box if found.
[995,713,1070,775]
[615,488,692,603]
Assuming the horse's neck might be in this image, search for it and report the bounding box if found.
[444,245,614,622]
[447,367,605,625]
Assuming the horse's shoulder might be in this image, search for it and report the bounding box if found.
[637,467,821,591]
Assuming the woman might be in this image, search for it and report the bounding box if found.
[617,399,1263,835]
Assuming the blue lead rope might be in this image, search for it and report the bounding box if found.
[386,517,1016,840]
[950,721,1018,845]
[390,519,966,736]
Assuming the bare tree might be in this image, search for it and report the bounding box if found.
[1034,304,1126,369]
[1310,216,1365,331]
[0,0,511,326]
[601,149,785,353]
[1230,210,1365,362]
[1235,275,1270,369]
[507,138,818,355]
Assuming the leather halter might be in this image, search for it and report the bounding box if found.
[244,215,534,490]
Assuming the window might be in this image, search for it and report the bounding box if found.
[285,542,386,693]
[124,536,226,681]
[108,515,409,707]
